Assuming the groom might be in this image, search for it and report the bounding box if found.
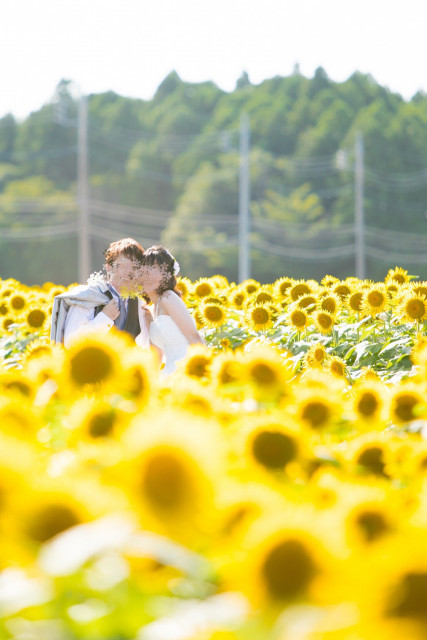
[50,237,150,347]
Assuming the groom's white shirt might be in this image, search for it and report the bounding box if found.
[63,305,114,347]
[63,283,150,348]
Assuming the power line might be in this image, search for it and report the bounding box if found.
[365,246,427,264]
[251,239,355,260]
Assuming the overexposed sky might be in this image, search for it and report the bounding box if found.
[1,0,426,119]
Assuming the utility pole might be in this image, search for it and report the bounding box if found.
[354,132,366,279]
[238,113,250,282]
[78,93,90,282]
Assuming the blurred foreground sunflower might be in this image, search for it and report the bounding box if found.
[237,513,337,606]
[66,333,126,389]
[181,344,212,379]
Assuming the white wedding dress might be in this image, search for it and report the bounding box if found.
[149,313,192,377]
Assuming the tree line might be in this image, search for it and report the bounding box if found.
[1,68,427,284]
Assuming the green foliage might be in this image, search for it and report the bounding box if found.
[2,71,427,283]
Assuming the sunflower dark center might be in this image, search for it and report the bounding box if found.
[357,446,387,476]
[395,394,418,422]
[386,572,427,619]
[355,510,389,542]
[142,453,191,510]
[252,430,297,469]
[357,392,379,416]
[27,504,80,542]
[301,401,330,428]
[70,346,113,385]
[88,411,115,437]
[262,539,317,599]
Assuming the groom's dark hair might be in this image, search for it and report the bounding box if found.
[104,238,145,266]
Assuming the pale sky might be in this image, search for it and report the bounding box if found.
[1,0,426,120]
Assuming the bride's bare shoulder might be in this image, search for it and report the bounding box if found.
[161,290,186,308]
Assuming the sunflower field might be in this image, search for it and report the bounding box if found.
[1,268,427,639]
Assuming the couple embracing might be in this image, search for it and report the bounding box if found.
[50,238,204,376]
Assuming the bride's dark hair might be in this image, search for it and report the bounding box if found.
[143,245,182,300]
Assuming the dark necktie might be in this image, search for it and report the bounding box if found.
[114,296,127,330]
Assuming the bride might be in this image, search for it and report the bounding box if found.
[136,245,204,376]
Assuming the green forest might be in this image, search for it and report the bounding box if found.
[1,68,427,284]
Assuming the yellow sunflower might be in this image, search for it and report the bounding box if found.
[350,380,388,427]
[230,288,247,309]
[175,276,192,301]
[344,499,396,546]
[67,397,131,442]
[321,275,340,287]
[304,343,327,368]
[318,292,341,315]
[192,277,215,299]
[289,280,313,302]
[296,294,317,314]
[49,285,66,297]
[241,279,260,295]
[411,282,427,299]
[314,310,335,334]
[325,355,347,379]
[346,289,364,314]
[25,305,49,332]
[119,349,153,406]
[348,435,394,479]
[199,302,227,329]
[296,392,337,431]
[2,316,16,332]
[181,345,212,379]
[361,285,388,317]
[65,333,124,389]
[238,512,336,606]
[211,274,229,288]
[273,277,295,300]
[14,480,109,546]
[254,286,274,305]
[9,291,29,313]
[244,346,291,393]
[398,293,427,323]
[246,304,273,332]
[385,266,410,286]
[292,370,344,424]
[389,384,424,425]
[358,366,381,382]
[286,307,310,331]
[119,412,221,536]
[386,283,400,299]
[332,281,352,300]
[211,352,244,388]
[0,397,42,439]
[0,371,34,400]
[170,379,217,417]
[216,481,282,544]
[22,337,53,364]
[376,533,427,628]
[245,421,301,472]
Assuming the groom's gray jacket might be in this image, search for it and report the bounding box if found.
[50,282,111,344]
